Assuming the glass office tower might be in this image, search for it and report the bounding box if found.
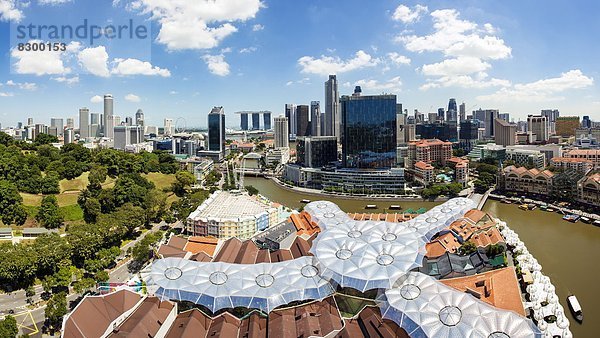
[208,106,226,153]
[341,94,397,168]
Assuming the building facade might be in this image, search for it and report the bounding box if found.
[310,101,321,137]
[550,157,593,174]
[527,115,548,143]
[340,94,397,168]
[555,116,580,137]
[407,139,452,169]
[324,75,340,141]
[274,115,289,149]
[494,118,516,146]
[296,105,310,137]
[501,166,554,196]
[296,136,337,168]
[208,106,226,154]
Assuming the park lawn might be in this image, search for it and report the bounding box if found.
[143,172,176,191]
[166,193,180,206]
[60,204,84,222]
[56,193,79,207]
[20,193,43,206]
[59,172,90,192]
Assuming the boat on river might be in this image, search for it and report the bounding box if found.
[389,205,401,210]
[301,199,311,203]
[580,216,592,224]
[365,204,377,209]
[593,220,600,227]
[562,214,580,223]
[567,295,583,323]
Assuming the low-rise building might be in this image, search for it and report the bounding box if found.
[501,166,554,196]
[467,143,505,162]
[448,157,470,186]
[186,191,284,239]
[577,172,600,207]
[550,157,593,174]
[266,147,290,166]
[505,147,546,169]
[564,149,600,169]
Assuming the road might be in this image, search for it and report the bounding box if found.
[0,221,167,335]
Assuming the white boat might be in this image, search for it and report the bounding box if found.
[301,199,311,203]
[366,204,377,209]
[567,294,583,323]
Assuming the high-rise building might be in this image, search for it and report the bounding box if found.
[164,118,174,136]
[125,117,133,126]
[459,102,466,122]
[428,112,438,123]
[494,118,517,146]
[582,116,591,129]
[274,115,289,149]
[447,98,457,122]
[296,105,310,137]
[340,93,397,168]
[251,113,260,130]
[310,101,321,137]
[27,118,33,126]
[396,104,407,146]
[240,113,249,131]
[263,112,272,130]
[105,115,117,138]
[437,108,445,120]
[473,108,499,138]
[135,109,144,127]
[113,125,143,150]
[527,115,548,143]
[459,120,479,152]
[66,118,74,129]
[541,109,560,135]
[90,112,100,125]
[407,139,452,169]
[64,128,74,144]
[285,104,296,139]
[103,94,113,135]
[78,108,89,139]
[50,118,64,136]
[208,106,226,154]
[324,75,340,141]
[296,136,338,168]
[416,123,457,141]
[555,116,580,137]
[499,113,510,122]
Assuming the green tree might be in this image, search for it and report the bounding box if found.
[73,277,96,294]
[36,195,64,229]
[0,131,14,146]
[0,315,18,338]
[172,170,196,196]
[44,292,68,329]
[87,165,108,193]
[0,180,27,226]
[33,133,58,146]
[458,241,478,255]
[245,185,259,196]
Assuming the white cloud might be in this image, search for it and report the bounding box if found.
[78,46,110,77]
[420,73,510,90]
[387,52,411,65]
[421,57,490,76]
[90,95,103,103]
[125,93,141,102]
[286,77,310,86]
[52,76,79,84]
[133,0,263,50]
[392,4,428,24]
[298,50,380,75]
[5,80,37,90]
[202,54,230,76]
[477,69,594,102]
[398,9,511,60]
[252,24,264,31]
[111,58,171,77]
[38,0,72,5]
[0,0,23,22]
[355,76,403,93]
[0,92,14,97]
[239,46,257,53]
[11,40,80,75]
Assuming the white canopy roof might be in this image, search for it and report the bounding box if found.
[379,272,541,338]
[148,256,333,313]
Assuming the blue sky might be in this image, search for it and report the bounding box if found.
[0,0,599,128]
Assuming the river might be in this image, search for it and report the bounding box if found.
[246,177,599,337]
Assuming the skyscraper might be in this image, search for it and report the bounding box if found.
[340,93,397,168]
[251,113,260,130]
[459,102,466,122]
[310,101,321,137]
[541,109,560,135]
[494,118,517,146]
[125,117,133,126]
[79,107,89,139]
[106,115,117,138]
[274,115,289,149]
[164,118,174,136]
[263,112,272,130]
[90,112,100,125]
[240,113,249,131]
[473,109,499,138]
[437,108,445,120]
[103,94,113,136]
[447,98,457,122]
[66,118,74,129]
[582,116,591,129]
[135,109,145,127]
[27,118,33,126]
[296,105,310,137]
[208,107,226,154]
[527,115,548,143]
[285,104,296,139]
[50,118,64,136]
[324,75,340,141]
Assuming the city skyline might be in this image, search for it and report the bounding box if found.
[1,0,600,128]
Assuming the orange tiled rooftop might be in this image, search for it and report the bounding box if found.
[183,236,218,256]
